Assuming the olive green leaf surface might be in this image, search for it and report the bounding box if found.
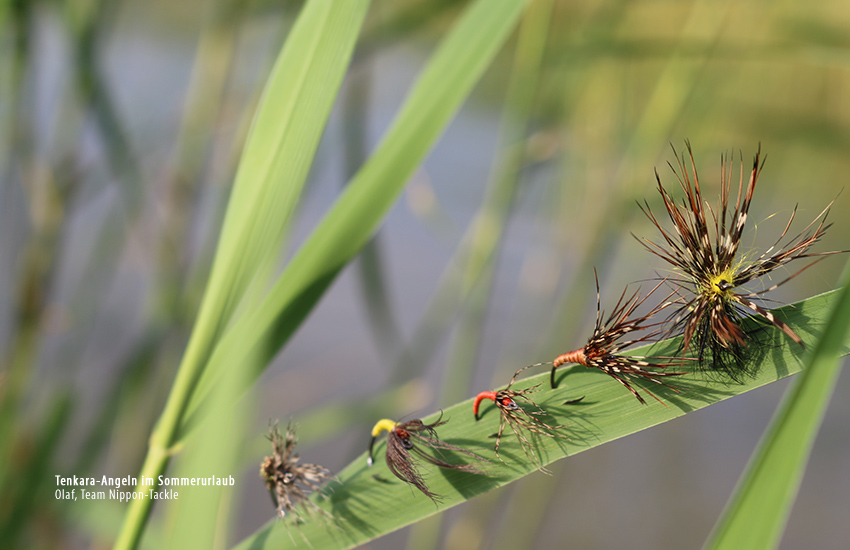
[234,290,849,550]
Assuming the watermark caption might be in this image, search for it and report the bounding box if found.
[54,475,235,503]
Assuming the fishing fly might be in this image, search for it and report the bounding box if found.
[637,142,841,376]
[260,422,333,523]
[550,270,687,405]
[368,413,487,501]
[473,367,579,468]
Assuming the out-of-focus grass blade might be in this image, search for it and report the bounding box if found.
[115,3,371,549]
[705,264,850,550]
[0,394,71,547]
[69,500,165,550]
[232,291,850,550]
[163,352,252,550]
[184,0,530,431]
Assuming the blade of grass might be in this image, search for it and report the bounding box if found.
[184,0,530,431]
[0,393,71,547]
[164,348,252,550]
[114,3,371,549]
[380,0,554,390]
[705,263,850,550]
[69,500,165,550]
[233,290,850,550]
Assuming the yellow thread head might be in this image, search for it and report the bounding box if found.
[705,269,735,297]
[370,419,397,438]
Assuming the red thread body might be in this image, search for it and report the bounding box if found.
[473,391,497,418]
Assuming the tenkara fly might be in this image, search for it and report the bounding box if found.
[638,142,843,376]
[550,270,687,405]
[260,422,333,522]
[473,367,579,468]
[368,414,487,501]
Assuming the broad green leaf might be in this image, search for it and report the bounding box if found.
[183,0,530,432]
[115,3,371,549]
[706,263,850,549]
[233,290,850,550]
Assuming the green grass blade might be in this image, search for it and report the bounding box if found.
[0,393,71,547]
[114,2,371,549]
[233,290,850,550]
[705,264,850,550]
[184,0,530,430]
[163,353,252,550]
[178,0,370,386]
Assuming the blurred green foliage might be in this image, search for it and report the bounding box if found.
[1,0,848,548]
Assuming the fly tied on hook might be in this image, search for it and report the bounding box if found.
[260,421,333,523]
[550,269,688,405]
[368,413,487,501]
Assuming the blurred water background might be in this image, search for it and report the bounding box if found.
[2,0,849,548]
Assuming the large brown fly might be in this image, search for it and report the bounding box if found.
[637,142,842,377]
